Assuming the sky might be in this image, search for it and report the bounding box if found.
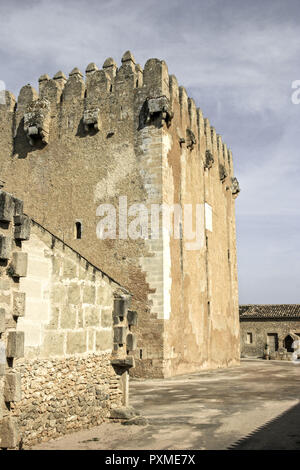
[0,0,299,303]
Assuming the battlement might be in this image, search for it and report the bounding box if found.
[0,51,238,188]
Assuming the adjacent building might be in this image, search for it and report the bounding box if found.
[240,304,300,359]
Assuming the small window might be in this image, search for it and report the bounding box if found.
[207,301,211,317]
[139,349,143,359]
[75,221,82,240]
[246,332,253,344]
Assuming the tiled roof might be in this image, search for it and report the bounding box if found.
[239,305,300,319]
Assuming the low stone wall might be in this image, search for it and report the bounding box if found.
[0,191,31,449]
[11,353,122,448]
[0,199,136,449]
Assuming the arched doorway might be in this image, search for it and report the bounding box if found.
[284,335,294,352]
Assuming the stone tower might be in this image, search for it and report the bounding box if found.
[0,51,240,378]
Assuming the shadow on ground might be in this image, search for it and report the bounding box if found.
[229,401,300,450]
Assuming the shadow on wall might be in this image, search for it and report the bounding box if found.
[229,402,300,450]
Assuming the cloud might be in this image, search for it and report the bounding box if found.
[1,0,300,303]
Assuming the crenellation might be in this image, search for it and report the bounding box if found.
[143,58,169,98]
[216,134,223,160]
[0,91,16,112]
[204,117,212,151]
[135,64,143,87]
[86,62,99,74]
[179,86,188,121]
[38,73,50,91]
[17,84,38,109]
[121,50,136,67]
[103,58,118,80]
[169,74,179,103]
[188,97,197,131]
[39,77,63,105]
[86,68,111,99]
[53,70,67,90]
[196,108,204,134]
[63,69,85,102]
[227,148,235,178]
[115,55,137,90]
[222,142,231,181]
[210,126,217,153]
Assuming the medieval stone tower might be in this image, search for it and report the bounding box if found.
[0,51,240,378]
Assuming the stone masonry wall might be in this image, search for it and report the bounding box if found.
[240,319,300,358]
[12,353,122,448]
[0,213,134,448]
[0,191,31,449]
[0,51,240,378]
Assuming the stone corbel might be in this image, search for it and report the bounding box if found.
[204,150,214,169]
[219,163,228,183]
[145,96,173,127]
[231,177,240,197]
[186,128,196,150]
[83,107,100,132]
[23,98,51,146]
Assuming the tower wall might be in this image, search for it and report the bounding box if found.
[0,52,240,377]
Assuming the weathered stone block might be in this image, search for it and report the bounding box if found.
[0,279,10,290]
[122,416,148,426]
[11,252,28,277]
[13,197,24,217]
[95,329,113,351]
[96,285,112,306]
[60,304,76,329]
[0,308,5,333]
[0,340,6,376]
[111,356,135,368]
[63,258,77,278]
[127,310,138,327]
[114,326,127,344]
[6,331,25,358]
[0,192,14,222]
[0,236,12,260]
[52,256,62,276]
[4,372,22,402]
[101,309,112,328]
[24,98,51,146]
[0,417,20,448]
[126,333,137,351]
[68,283,81,304]
[114,298,129,318]
[83,285,96,304]
[13,291,26,317]
[52,283,66,304]
[87,329,95,351]
[85,306,100,327]
[42,331,64,356]
[110,407,136,420]
[66,331,87,354]
[14,215,31,241]
[0,292,10,305]
[44,306,60,330]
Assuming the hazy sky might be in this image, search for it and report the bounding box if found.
[1,0,299,303]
